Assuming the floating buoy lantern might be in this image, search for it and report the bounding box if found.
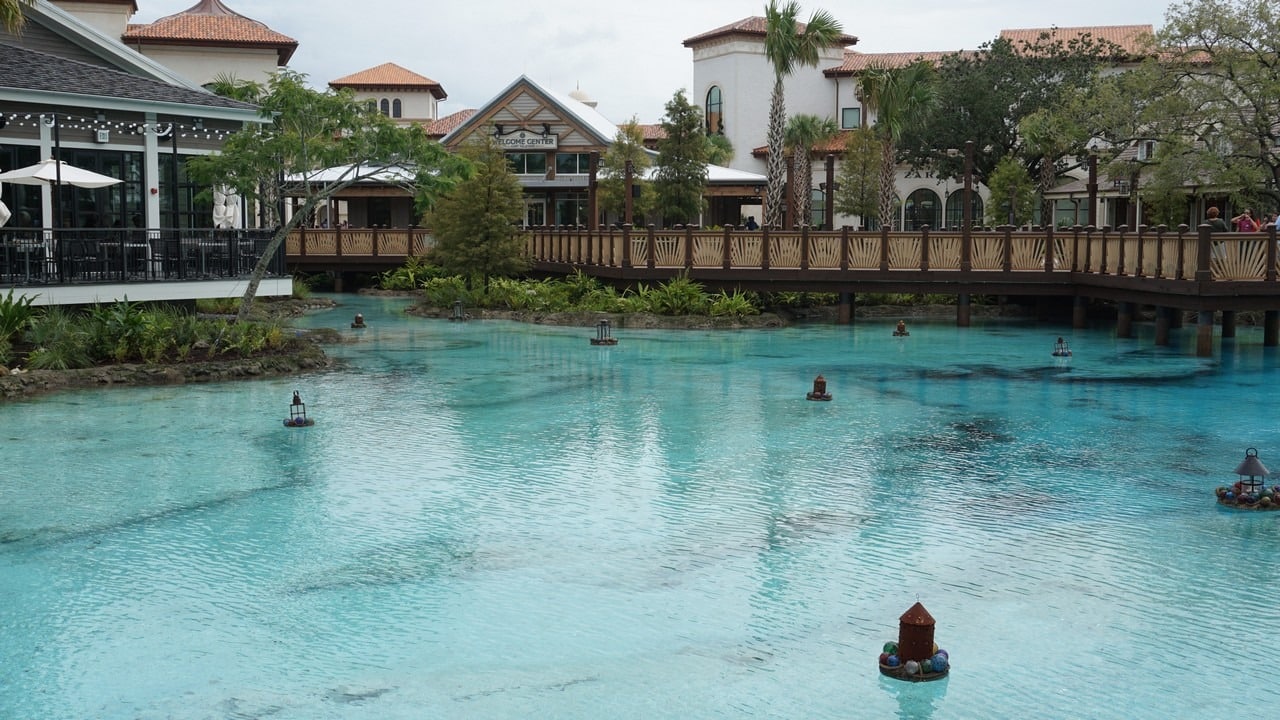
[806,374,832,401]
[1052,336,1072,357]
[1218,447,1276,509]
[590,319,618,345]
[879,602,949,682]
[285,390,315,428]
[894,320,910,337]
[450,299,466,322]
[351,313,366,329]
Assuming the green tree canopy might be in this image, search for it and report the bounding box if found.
[598,119,655,223]
[188,70,468,321]
[859,61,938,229]
[652,89,708,226]
[834,126,879,228]
[985,155,1036,227]
[425,133,529,286]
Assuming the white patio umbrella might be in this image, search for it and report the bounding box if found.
[0,158,123,188]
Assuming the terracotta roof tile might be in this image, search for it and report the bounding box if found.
[330,63,447,99]
[999,25,1155,59]
[123,0,297,64]
[423,109,475,138]
[684,16,857,48]
[825,50,960,76]
[638,124,666,141]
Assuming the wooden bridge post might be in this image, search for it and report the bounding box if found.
[838,292,853,325]
[960,221,972,272]
[762,226,772,270]
[1268,226,1277,282]
[1154,306,1171,346]
[839,225,850,270]
[646,224,656,270]
[1070,225,1081,272]
[1001,225,1012,272]
[879,225,889,271]
[1195,224,1212,282]
[1154,225,1165,278]
[608,224,617,267]
[1134,225,1147,277]
[1116,225,1128,275]
[1083,226,1093,272]
[1265,310,1279,346]
[1116,302,1133,339]
[722,225,732,270]
[800,225,810,270]
[298,226,308,257]
[684,225,694,270]
[1196,310,1214,357]
[621,224,632,268]
[919,225,930,271]
[1099,226,1110,274]
[1043,225,1054,272]
[1222,310,1237,339]
[1175,224,1189,280]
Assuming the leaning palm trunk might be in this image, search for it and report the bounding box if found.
[794,150,813,226]
[764,79,787,229]
[877,139,897,230]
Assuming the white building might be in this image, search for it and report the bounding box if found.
[329,63,447,128]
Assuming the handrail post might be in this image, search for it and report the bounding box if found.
[800,225,810,270]
[1070,225,1080,272]
[1134,225,1148,277]
[1195,223,1212,282]
[299,225,307,257]
[839,225,849,271]
[1268,225,1277,282]
[684,224,694,270]
[879,225,889,271]
[1116,224,1128,276]
[1099,226,1110,274]
[761,226,772,270]
[337,226,345,258]
[1044,225,1054,272]
[960,222,972,272]
[1001,225,1012,272]
[1175,224,1189,280]
[622,223,633,268]
[1084,226,1094,272]
[646,224,656,270]
[1154,225,1166,278]
[372,228,379,257]
[919,225,930,271]
[722,225,732,270]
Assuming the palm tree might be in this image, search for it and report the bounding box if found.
[784,114,839,227]
[763,0,844,229]
[2,0,33,33]
[858,61,938,230]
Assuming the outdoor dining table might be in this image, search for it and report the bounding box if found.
[1,236,52,283]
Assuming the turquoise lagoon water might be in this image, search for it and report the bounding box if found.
[3,295,1280,719]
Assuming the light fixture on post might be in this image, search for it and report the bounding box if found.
[1086,142,1100,228]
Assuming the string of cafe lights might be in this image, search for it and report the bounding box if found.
[0,111,236,141]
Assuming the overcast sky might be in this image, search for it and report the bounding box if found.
[134,0,1178,124]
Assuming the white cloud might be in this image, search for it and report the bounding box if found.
[132,0,1174,124]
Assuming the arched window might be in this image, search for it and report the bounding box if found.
[945,189,984,230]
[392,99,402,118]
[379,99,390,116]
[903,189,941,231]
[705,86,723,135]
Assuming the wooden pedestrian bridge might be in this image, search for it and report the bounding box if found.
[286,223,1280,356]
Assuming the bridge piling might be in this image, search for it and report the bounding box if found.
[957,294,971,327]
[1155,307,1171,346]
[1117,302,1133,339]
[1196,311,1214,357]
[838,292,853,324]
[1072,296,1088,329]
[1266,311,1280,347]
[1222,311,1237,339]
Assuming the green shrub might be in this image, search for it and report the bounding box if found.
[0,288,38,343]
[709,290,762,317]
[649,275,708,316]
[420,276,472,307]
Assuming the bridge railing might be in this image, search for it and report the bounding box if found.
[286,227,434,258]
[520,223,1280,283]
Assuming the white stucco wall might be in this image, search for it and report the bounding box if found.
[347,90,438,124]
[53,1,132,38]
[133,45,280,87]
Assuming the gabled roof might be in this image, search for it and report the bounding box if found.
[330,63,447,100]
[825,50,961,77]
[683,16,857,49]
[123,0,297,65]
[442,75,619,147]
[424,109,475,139]
[999,25,1155,60]
[0,42,260,119]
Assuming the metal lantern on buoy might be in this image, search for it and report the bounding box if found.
[879,601,949,682]
[1234,447,1268,495]
[450,299,466,322]
[806,374,831,401]
[590,319,618,345]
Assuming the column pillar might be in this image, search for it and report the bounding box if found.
[1154,306,1171,346]
[1265,310,1279,347]
[838,292,854,325]
[1072,295,1088,329]
[1196,310,1215,357]
[1222,310,1236,339]
[1170,308,1184,329]
[957,293,971,327]
[1116,302,1133,339]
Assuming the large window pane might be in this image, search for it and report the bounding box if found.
[841,107,860,129]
